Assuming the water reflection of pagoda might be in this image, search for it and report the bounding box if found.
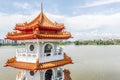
[4,3,73,80]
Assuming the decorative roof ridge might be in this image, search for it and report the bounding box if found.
[15,11,64,29]
[41,2,43,13]
[14,3,65,31]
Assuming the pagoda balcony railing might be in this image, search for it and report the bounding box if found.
[40,47,64,63]
[55,76,63,80]
[16,47,38,63]
[16,46,37,53]
[16,53,37,63]
[56,47,63,55]
[16,52,37,57]
[16,47,64,63]
[16,46,37,54]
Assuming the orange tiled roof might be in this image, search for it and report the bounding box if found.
[6,12,72,40]
[4,54,73,71]
[14,12,64,31]
[6,31,71,40]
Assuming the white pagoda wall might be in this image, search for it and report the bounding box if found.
[16,41,64,63]
[16,67,64,80]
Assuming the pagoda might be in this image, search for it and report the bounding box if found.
[4,3,73,80]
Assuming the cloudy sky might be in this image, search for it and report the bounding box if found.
[0,0,120,40]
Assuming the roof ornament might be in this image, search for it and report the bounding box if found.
[41,2,43,13]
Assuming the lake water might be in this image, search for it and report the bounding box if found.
[1,45,120,80]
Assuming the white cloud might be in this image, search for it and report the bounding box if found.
[74,31,120,40]
[77,0,120,8]
[1,11,120,40]
[65,13,120,31]
[0,12,31,39]
[13,2,31,9]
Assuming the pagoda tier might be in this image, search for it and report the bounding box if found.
[4,54,73,71]
[14,12,64,31]
[6,12,72,40]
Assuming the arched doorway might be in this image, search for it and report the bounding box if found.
[44,44,53,56]
[45,69,53,80]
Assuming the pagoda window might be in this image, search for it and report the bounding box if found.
[28,44,37,53]
[57,68,62,78]
[45,69,53,80]
[29,71,34,76]
[29,45,34,51]
[44,43,53,56]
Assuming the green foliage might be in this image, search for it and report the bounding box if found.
[59,41,73,45]
[74,41,80,45]
[74,40,120,45]
[0,40,120,46]
[0,43,24,46]
[0,43,2,46]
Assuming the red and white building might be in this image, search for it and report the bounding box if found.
[4,4,73,80]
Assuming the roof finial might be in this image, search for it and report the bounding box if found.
[41,2,43,12]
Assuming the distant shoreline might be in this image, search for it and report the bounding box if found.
[1,40,120,46]
[59,40,120,45]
